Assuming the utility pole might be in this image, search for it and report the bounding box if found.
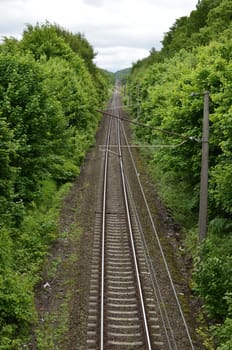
[137,84,140,121]
[198,91,210,242]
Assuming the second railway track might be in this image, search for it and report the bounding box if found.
[86,87,195,350]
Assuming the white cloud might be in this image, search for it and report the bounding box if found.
[83,0,103,7]
[0,0,198,71]
[94,46,150,72]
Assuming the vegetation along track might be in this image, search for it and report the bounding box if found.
[86,86,196,350]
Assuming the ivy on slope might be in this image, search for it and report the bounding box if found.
[0,23,111,348]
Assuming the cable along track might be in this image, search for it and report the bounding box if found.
[86,88,195,350]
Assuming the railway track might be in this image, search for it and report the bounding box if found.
[86,87,195,349]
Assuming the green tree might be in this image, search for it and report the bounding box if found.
[21,22,72,60]
[0,51,68,217]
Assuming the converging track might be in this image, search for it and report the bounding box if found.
[86,87,196,349]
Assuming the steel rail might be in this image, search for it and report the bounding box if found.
[119,113,196,350]
[122,163,176,350]
[115,92,152,350]
[100,111,112,350]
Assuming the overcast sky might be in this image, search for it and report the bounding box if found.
[0,0,197,72]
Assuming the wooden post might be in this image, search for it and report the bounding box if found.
[198,91,210,242]
[137,84,140,120]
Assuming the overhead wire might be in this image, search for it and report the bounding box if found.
[97,109,202,143]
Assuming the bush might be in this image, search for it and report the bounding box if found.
[193,234,232,320]
[214,293,232,349]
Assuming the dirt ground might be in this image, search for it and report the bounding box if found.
[30,112,205,349]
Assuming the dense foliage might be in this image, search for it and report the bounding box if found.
[126,0,232,348]
[0,23,111,347]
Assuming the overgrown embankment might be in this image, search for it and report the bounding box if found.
[0,22,113,348]
[125,1,232,348]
